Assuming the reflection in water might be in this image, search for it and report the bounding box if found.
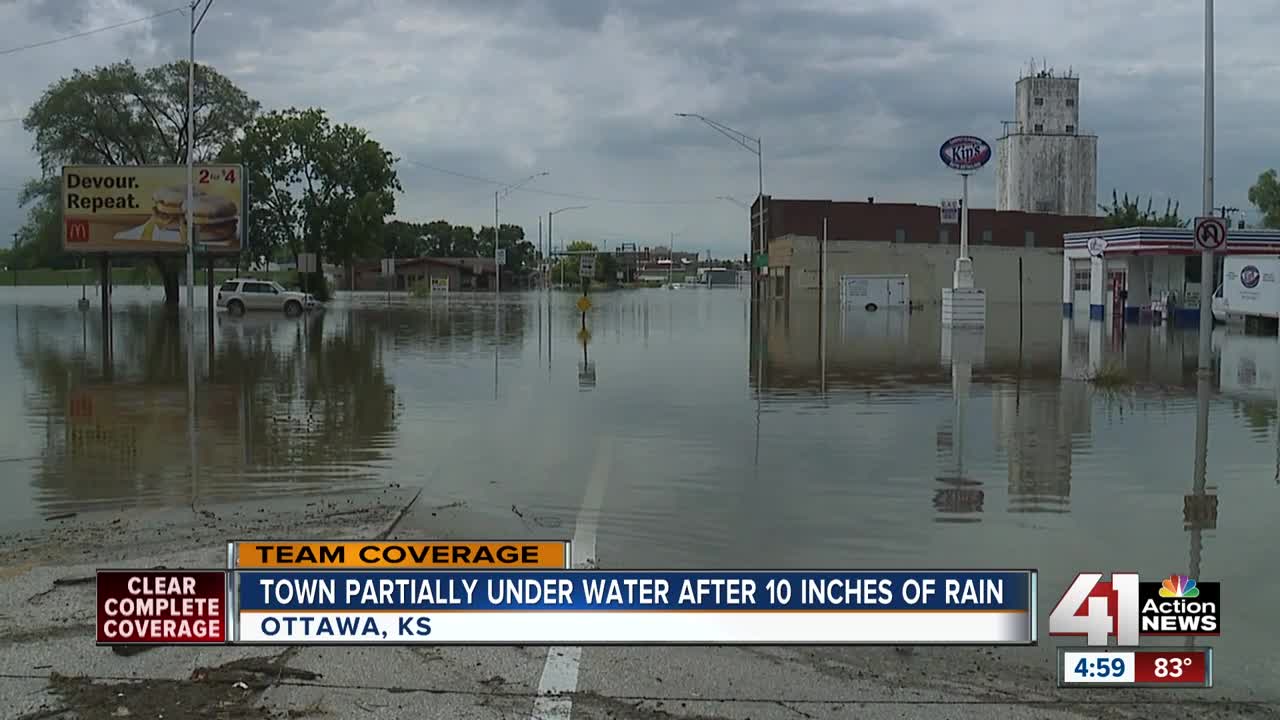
[2,286,1278,695]
[15,302,399,514]
[935,328,984,523]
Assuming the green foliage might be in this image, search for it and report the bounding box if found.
[18,59,259,296]
[596,253,619,285]
[300,272,332,302]
[551,257,580,285]
[220,107,401,271]
[1247,169,1280,229]
[1099,190,1188,228]
[23,60,258,170]
[1087,361,1133,388]
[382,220,539,273]
[477,224,535,273]
[549,241,615,286]
[11,176,68,270]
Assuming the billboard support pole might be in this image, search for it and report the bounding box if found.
[100,255,112,373]
[206,254,214,360]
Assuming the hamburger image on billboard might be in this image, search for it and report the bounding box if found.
[61,164,243,254]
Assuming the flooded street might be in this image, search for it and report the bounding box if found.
[1,285,1277,709]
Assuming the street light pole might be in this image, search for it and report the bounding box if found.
[187,0,213,321]
[549,205,588,288]
[1198,0,1215,373]
[492,172,548,295]
[185,0,213,521]
[677,114,763,300]
[494,190,500,296]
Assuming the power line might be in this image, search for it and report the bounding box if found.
[401,158,711,206]
[0,6,184,57]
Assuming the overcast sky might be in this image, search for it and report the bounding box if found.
[2,0,1278,258]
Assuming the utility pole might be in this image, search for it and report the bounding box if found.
[494,172,549,295]
[11,232,17,287]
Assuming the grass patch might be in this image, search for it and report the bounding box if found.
[1086,362,1134,388]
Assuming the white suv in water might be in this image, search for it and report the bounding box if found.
[216,278,319,317]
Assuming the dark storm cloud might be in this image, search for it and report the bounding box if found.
[3,0,1279,248]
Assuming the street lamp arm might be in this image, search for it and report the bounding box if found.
[550,205,588,217]
[676,113,760,156]
[499,171,550,200]
[192,0,213,33]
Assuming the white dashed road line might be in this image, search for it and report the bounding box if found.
[530,436,613,719]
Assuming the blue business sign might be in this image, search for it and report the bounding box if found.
[939,136,992,172]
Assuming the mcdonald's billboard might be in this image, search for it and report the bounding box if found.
[62,164,244,255]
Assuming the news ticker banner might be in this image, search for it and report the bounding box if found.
[232,569,1034,644]
[95,541,1037,645]
[1057,647,1213,688]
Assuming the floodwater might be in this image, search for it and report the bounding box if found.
[0,284,1276,698]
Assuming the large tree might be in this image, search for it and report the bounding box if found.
[221,108,400,291]
[1099,190,1188,228]
[477,224,535,273]
[20,60,259,302]
[1247,169,1280,229]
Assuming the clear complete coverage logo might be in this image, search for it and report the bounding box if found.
[1048,573,1220,646]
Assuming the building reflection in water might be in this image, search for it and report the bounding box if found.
[756,300,1097,521]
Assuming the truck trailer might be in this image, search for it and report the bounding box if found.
[1214,256,1280,327]
[839,274,909,312]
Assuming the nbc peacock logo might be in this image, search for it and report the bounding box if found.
[1159,575,1200,598]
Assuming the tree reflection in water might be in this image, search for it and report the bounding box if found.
[18,305,397,511]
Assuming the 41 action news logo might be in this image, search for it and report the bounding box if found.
[1048,573,1220,646]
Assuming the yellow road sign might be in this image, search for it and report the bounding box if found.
[576,296,592,312]
[577,328,591,344]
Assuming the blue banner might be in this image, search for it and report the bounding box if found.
[236,570,1032,612]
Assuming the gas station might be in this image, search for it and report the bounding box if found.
[1061,226,1280,325]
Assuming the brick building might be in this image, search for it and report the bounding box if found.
[347,257,498,292]
[750,197,1107,305]
[751,197,1104,250]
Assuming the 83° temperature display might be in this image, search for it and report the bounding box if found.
[1058,647,1212,688]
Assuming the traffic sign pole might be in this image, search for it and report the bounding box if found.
[1194,216,1226,367]
[1198,0,1216,374]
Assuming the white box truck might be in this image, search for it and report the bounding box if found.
[1214,256,1280,324]
[839,274,909,311]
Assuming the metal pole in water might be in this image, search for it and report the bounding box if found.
[821,217,827,394]
[494,191,501,297]
[1198,0,1215,373]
